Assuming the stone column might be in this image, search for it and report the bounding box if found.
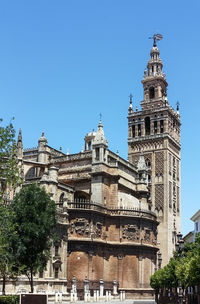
[106,290,109,301]
[113,280,118,295]
[141,121,145,136]
[72,276,77,293]
[117,255,123,289]
[84,277,89,293]
[99,279,104,298]
[157,120,160,134]
[164,119,168,133]
[120,291,123,301]
[71,276,77,301]
[135,125,138,137]
[150,121,154,135]
[93,290,97,302]
[128,126,132,137]
[138,256,144,288]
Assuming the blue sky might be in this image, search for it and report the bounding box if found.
[0,0,199,235]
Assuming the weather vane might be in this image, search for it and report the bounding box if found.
[149,33,163,47]
[99,113,102,121]
[176,101,180,111]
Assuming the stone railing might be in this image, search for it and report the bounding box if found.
[53,151,92,163]
[67,201,156,220]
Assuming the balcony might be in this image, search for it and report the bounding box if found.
[67,201,156,221]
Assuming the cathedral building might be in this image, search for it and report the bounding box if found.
[7,38,181,299]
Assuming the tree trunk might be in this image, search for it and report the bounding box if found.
[30,268,34,293]
[2,275,6,295]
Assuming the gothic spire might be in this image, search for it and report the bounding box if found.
[93,119,108,146]
[17,128,23,158]
[128,93,133,113]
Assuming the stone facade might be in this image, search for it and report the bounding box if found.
[4,40,181,298]
[9,119,159,299]
[127,41,181,266]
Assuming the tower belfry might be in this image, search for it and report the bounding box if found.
[128,36,181,265]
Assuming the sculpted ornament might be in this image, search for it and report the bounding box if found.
[94,221,103,238]
[122,224,139,241]
[144,229,151,242]
[70,218,90,236]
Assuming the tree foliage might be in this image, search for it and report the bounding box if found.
[0,119,21,294]
[11,183,57,292]
[150,233,200,293]
[0,118,21,198]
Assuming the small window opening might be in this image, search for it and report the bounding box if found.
[59,193,64,203]
[149,87,155,99]
[152,66,154,73]
[95,148,100,160]
[88,141,91,150]
[132,125,135,138]
[145,117,150,135]
[148,174,151,183]
[55,245,59,256]
[146,159,151,168]
[160,120,164,133]
[173,157,176,167]
[154,121,157,134]
[138,124,141,136]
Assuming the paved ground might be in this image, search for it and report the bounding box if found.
[49,300,156,304]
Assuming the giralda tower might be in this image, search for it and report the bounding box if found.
[128,35,181,266]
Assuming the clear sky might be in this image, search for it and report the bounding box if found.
[0,0,199,236]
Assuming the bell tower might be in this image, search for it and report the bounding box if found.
[128,35,181,266]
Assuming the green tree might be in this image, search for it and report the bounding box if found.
[11,183,57,293]
[151,233,200,302]
[0,119,21,294]
[150,268,164,302]
[0,118,20,198]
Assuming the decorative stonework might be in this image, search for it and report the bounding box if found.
[155,151,164,175]
[168,140,180,154]
[69,218,90,236]
[122,224,140,241]
[155,184,164,210]
[169,181,172,208]
[94,221,103,238]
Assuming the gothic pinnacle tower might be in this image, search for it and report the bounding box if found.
[128,36,181,266]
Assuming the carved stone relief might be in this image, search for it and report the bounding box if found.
[144,229,151,242]
[69,218,90,236]
[122,224,140,241]
[94,221,103,238]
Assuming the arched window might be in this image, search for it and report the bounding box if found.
[149,87,155,99]
[146,159,151,168]
[25,167,36,180]
[74,191,90,202]
[160,120,164,133]
[145,117,150,135]
[132,125,135,138]
[88,141,91,150]
[59,193,64,203]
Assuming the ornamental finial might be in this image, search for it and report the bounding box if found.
[129,93,133,103]
[149,34,163,47]
[176,101,180,112]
